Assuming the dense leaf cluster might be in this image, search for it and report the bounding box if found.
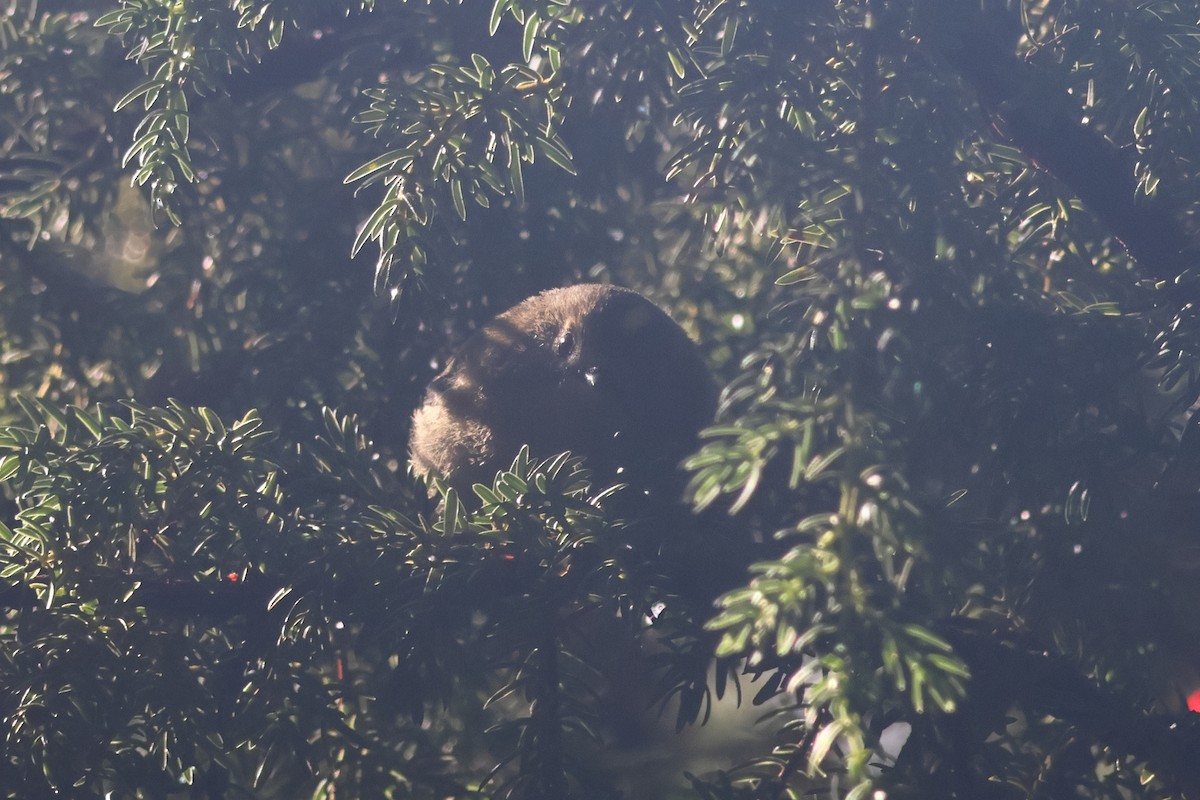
[0,400,703,798]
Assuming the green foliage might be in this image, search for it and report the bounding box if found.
[0,400,678,797]
[6,0,1200,799]
[346,52,575,296]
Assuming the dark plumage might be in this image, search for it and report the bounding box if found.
[409,284,717,496]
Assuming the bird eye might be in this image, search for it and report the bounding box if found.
[553,330,574,358]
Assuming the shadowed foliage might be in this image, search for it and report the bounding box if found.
[5,1,1200,798]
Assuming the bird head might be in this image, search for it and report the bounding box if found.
[410,284,717,496]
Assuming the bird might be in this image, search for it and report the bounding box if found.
[409,284,717,498]
[409,286,740,789]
